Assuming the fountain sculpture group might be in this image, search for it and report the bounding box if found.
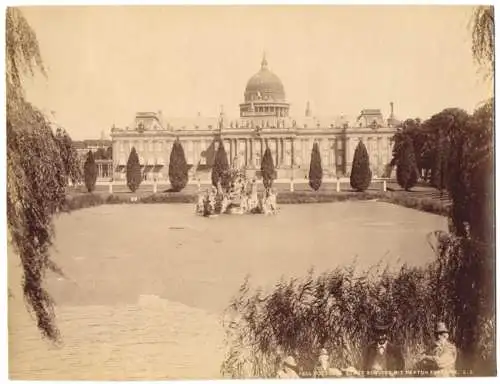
[195,165,278,217]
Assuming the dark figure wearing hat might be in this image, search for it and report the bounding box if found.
[416,322,457,377]
[362,320,405,377]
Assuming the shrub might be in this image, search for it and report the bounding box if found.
[126,147,142,192]
[396,138,419,191]
[221,238,495,378]
[83,150,98,192]
[350,140,372,191]
[168,139,189,192]
[212,139,230,189]
[261,147,275,189]
[55,127,82,185]
[221,262,437,378]
[308,142,323,191]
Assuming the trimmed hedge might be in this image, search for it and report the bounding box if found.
[61,190,449,217]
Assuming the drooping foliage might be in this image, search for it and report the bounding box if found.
[471,5,494,78]
[6,7,75,341]
[126,147,142,192]
[308,142,323,191]
[350,140,372,192]
[168,139,189,192]
[261,147,275,189]
[54,127,82,185]
[83,150,98,193]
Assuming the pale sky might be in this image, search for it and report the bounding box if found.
[21,5,493,140]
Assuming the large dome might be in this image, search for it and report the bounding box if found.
[244,55,285,102]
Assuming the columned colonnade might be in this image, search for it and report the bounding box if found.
[112,133,394,180]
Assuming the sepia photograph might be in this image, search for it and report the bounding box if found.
[6,3,495,380]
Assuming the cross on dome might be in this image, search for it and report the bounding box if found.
[261,51,268,69]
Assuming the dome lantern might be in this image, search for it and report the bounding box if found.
[239,54,290,120]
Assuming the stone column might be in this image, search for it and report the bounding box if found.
[281,138,285,167]
[249,139,254,168]
[377,136,382,176]
[230,139,234,166]
[291,138,295,168]
[225,139,231,165]
[249,139,253,167]
[331,138,336,172]
[387,136,393,164]
[232,138,236,165]
[245,139,249,167]
[345,137,351,173]
[321,138,328,171]
[234,139,238,165]
[277,138,281,167]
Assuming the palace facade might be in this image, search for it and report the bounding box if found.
[110,55,399,182]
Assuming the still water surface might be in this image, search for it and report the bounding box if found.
[8,201,447,379]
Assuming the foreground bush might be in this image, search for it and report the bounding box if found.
[220,231,494,378]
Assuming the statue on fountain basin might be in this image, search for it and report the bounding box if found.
[248,178,260,213]
[196,164,279,216]
[261,187,278,215]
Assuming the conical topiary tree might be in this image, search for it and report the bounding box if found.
[168,139,188,192]
[396,138,419,191]
[261,147,275,189]
[308,142,323,191]
[84,150,98,192]
[126,147,142,192]
[350,141,372,191]
[212,139,230,189]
